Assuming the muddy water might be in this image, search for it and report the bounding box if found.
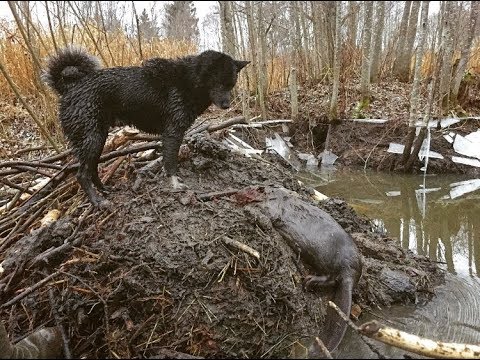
[298,168,480,358]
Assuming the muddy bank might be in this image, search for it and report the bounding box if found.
[0,134,444,358]
[260,80,480,176]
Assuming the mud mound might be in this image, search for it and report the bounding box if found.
[0,134,444,358]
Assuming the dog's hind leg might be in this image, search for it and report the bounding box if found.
[76,128,110,208]
[162,131,188,190]
[92,166,112,194]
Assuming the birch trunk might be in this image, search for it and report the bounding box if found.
[360,1,374,103]
[219,1,236,57]
[396,1,421,82]
[370,1,386,83]
[450,1,479,105]
[311,1,323,79]
[245,1,258,107]
[409,1,429,127]
[392,1,412,78]
[401,1,430,170]
[289,67,299,121]
[347,1,358,51]
[257,1,268,120]
[437,1,455,111]
[329,1,342,121]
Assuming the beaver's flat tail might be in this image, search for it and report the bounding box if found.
[321,276,354,352]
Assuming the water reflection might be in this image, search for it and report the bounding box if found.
[299,168,480,278]
[298,168,480,358]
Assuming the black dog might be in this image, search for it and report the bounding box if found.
[42,46,249,208]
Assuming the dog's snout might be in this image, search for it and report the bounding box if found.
[220,101,230,109]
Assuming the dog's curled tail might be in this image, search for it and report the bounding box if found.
[42,46,101,95]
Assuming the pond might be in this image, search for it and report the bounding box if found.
[298,167,480,358]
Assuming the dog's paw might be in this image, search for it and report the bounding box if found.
[89,196,113,210]
[97,184,114,194]
[170,175,189,190]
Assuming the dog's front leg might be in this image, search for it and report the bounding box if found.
[162,132,188,190]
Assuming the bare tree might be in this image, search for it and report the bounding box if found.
[329,0,342,120]
[392,1,412,79]
[409,1,430,127]
[395,1,421,82]
[346,1,359,51]
[437,1,455,110]
[360,1,374,103]
[257,1,268,119]
[401,1,430,170]
[219,1,236,56]
[450,1,479,106]
[370,1,386,82]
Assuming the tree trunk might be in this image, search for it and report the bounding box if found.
[311,1,323,79]
[408,1,429,127]
[437,1,455,111]
[329,0,342,121]
[450,1,479,105]
[347,1,358,51]
[401,1,430,170]
[245,1,258,108]
[291,1,302,74]
[257,1,268,120]
[219,1,236,57]
[289,67,299,121]
[324,1,336,71]
[396,1,421,82]
[392,1,412,78]
[299,2,313,82]
[360,1,374,103]
[370,1,386,83]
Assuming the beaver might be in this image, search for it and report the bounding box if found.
[247,186,362,355]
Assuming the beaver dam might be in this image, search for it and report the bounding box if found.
[0,126,445,358]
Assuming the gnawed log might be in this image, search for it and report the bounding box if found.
[359,320,480,359]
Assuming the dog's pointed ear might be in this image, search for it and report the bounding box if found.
[235,60,251,72]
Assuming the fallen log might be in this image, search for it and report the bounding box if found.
[328,300,480,359]
[359,320,480,359]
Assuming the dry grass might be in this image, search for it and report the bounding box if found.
[0,20,198,147]
[1,12,480,148]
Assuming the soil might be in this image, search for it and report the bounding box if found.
[0,133,445,359]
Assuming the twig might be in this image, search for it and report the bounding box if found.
[14,146,53,156]
[328,301,387,359]
[102,155,126,183]
[0,178,34,195]
[1,271,61,308]
[0,161,64,170]
[60,271,112,356]
[196,189,240,201]
[47,285,72,359]
[42,149,72,163]
[314,337,333,359]
[222,236,260,260]
[28,208,92,269]
[185,116,247,137]
[10,165,54,177]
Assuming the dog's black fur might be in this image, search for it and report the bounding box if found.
[43,46,249,208]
